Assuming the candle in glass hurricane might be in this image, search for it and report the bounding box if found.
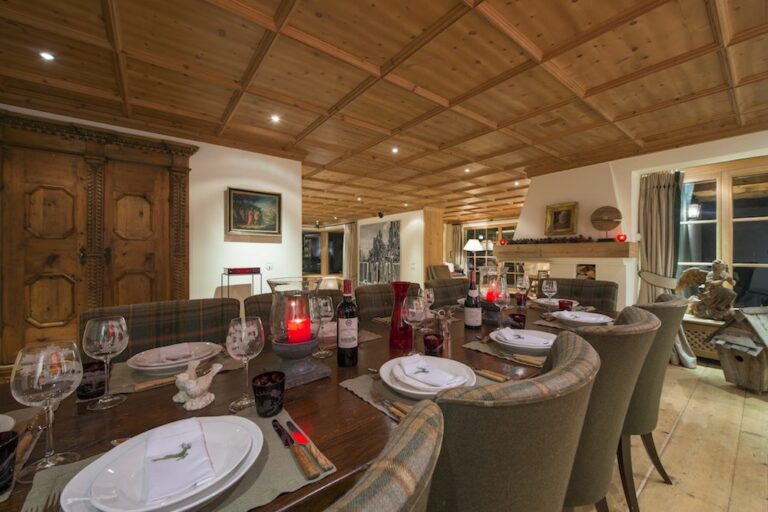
[285,298,311,343]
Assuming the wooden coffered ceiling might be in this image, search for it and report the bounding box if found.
[1,1,767,225]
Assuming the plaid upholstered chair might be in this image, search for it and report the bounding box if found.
[328,400,444,512]
[563,307,660,512]
[79,298,240,363]
[537,278,619,311]
[427,332,601,512]
[425,278,468,308]
[618,294,688,512]
[244,290,343,336]
[355,283,421,321]
[426,265,452,281]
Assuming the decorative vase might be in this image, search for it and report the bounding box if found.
[267,277,330,386]
[389,281,413,350]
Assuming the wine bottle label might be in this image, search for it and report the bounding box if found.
[465,307,482,327]
[338,318,359,349]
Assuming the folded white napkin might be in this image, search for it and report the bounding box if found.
[144,418,215,503]
[398,355,463,388]
[496,328,554,348]
[162,343,193,362]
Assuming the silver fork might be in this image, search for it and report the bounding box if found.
[42,489,61,512]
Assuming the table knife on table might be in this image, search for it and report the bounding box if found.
[272,419,321,479]
[286,421,334,471]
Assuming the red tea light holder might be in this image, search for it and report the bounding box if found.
[267,277,330,387]
[616,233,628,242]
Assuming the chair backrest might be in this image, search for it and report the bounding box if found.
[243,290,344,335]
[328,401,444,512]
[427,265,452,281]
[538,278,619,311]
[564,306,661,507]
[79,298,240,362]
[638,270,677,292]
[425,278,468,308]
[625,294,688,435]
[427,333,601,512]
[355,283,421,320]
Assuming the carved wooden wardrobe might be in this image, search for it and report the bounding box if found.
[0,111,197,363]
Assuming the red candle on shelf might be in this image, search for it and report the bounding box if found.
[285,298,312,343]
[616,233,628,242]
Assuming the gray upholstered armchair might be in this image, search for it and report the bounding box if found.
[425,278,468,308]
[537,278,619,311]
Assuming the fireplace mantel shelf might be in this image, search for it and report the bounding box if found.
[494,242,639,260]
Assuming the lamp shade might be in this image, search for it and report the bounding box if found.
[482,240,494,251]
[463,239,483,252]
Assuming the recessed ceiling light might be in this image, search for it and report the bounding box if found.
[333,216,338,220]
[270,114,281,123]
[464,168,470,173]
[39,52,55,61]
[356,197,362,201]
[391,146,399,154]
[514,181,520,186]
[403,203,408,207]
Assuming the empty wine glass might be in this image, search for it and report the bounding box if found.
[423,288,435,311]
[82,317,129,411]
[226,317,265,413]
[516,276,530,306]
[542,279,558,311]
[312,296,335,359]
[401,296,427,354]
[494,278,511,324]
[11,342,83,482]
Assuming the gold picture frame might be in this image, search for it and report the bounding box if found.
[545,202,578,236]
[227,187,281,236]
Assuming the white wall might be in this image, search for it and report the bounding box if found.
[0,104,303,299]
[358,210,424,285]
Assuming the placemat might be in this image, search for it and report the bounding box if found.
[319,326,382,345]
[462,341,546,366]
[21,408,336,512]
[533,319,577,331]
[340,373,495,421]
[372,316,391,325]
[109,355,243,394]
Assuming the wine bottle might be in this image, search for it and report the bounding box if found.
[337,279,359,367]
[464,272,482,329]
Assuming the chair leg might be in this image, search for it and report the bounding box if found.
[641,433,673,484]
[595,497,609,512]
[617,435,640,512]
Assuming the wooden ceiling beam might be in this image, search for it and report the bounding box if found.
[613,83,731,122]
[0,5,112,49]
[728,22,768,46]
[101,0,131,116]
[0,67,121,101]
[708,0,745,126]
[217,0,298,135]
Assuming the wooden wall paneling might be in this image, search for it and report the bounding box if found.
[169,166,190,300]
[423,206,444,271]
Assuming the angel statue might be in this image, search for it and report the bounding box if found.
[676,260,736,321]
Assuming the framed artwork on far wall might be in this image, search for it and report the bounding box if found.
[227,188,281,236]
[545,202,578,236]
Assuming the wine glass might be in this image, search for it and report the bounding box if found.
[226,317,265,413]
[516,276,530,305]
[401,296,426,354]
[11,342,83,482]
[312,296,335,360]
[494,278,511,326]
[541,279,558,311]
[82,317,129,411]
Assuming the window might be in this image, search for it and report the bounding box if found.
[677,157,768,307]
[302,230,345,276]
[463,224,524,284]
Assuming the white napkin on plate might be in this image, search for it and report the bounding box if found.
[398,355,463,388]
[496,328,554,348]
[144,418,215,503]
[161,343,193,362]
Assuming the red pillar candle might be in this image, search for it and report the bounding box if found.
[285,297,312,343]
[485,287,500,303]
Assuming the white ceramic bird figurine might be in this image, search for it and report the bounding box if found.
[173,360,223,411]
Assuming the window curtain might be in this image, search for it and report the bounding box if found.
[638,171,696,368]
[638,171,681,303]
[342,222,358,285]
[450,224,463,270]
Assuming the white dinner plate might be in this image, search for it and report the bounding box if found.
[61,417,262,512]
[551,311,613,327]
[129,343,219,367]
[127,344,222,376]
[531,298,579,308]
[489,329,556,357]
[380,356,475,400]
[89,417,252,512]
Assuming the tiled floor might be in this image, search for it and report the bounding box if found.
[574,363,768,512]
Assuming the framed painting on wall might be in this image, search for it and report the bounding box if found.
[227,188,281,236]
[545,202,578,236]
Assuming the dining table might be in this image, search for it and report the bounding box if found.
[0,309,563,511]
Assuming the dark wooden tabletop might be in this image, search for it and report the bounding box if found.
[0,315,544,511]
